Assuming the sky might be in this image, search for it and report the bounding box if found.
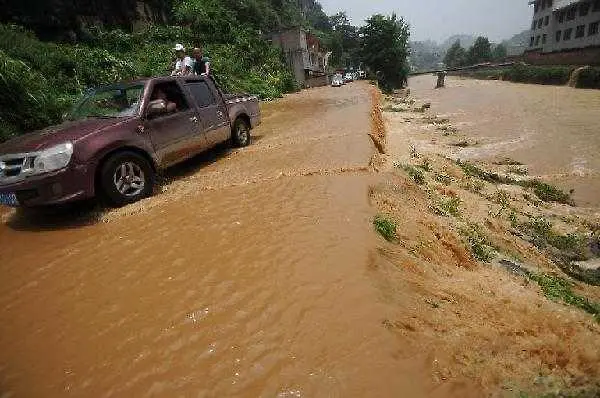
[320,0,534,43]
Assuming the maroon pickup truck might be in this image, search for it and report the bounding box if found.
[0,75,260,207]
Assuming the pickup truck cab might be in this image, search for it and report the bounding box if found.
[0,75,260,207]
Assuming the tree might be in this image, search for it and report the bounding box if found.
[467,36,492,65]
[492,43,508,61]
[360,13,410,91]
[324,12,360,68]
[443,40,467,68]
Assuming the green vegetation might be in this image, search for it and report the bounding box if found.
[360,14,410,91]
[434,172,452,185]
[417,158,432,172]
[431,196,462,217]
[459,223,496,262]
[455,64,600,88]
[399,164,426,185]
[508,165,528,176]
[456,160,573,205]
[0,0,413,141]
[518,217,589,261]
[502,64,574,85]
[575,67,600,89]
[494,157,523,166]
[521,180,574,205]
[444,37,506,68]
[373,216,398,242]
[456,160,515,185]
[529,273,600,322]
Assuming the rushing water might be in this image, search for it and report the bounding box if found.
[409,75,600,207]
[0,83,441,397]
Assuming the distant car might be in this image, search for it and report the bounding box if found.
[358,70,366,79]
[331,74,344,87]
[344,73,354,83]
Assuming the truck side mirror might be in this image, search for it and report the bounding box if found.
[147,99,167,118]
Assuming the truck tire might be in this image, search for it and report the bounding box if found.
[99,151,154,207]
[232,118,251,147]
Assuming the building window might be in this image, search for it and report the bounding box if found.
[538,18,544,28]
[580,2,591,16]
[544,15,550,25]
[556,30,562,41]
[590,21,600,35]
[563,28,573,40]
[542,34,547,44]
[535,35,541,45]
[534,1,539,13]
[530,36,535,46]
[566,7,577,20]
[558,11,565,23]
[576,24,586,37]
[532,20,537,30]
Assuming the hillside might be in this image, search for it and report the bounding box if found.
[0,0,332,141]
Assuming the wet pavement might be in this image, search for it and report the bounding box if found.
[0,83,432,397]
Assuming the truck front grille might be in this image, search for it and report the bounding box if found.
[3,158,25,177]
[0,156,35,184]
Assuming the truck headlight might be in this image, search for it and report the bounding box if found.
[26,143,74,175]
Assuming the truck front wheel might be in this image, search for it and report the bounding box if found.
[99,151,154,207]
[232,118,251,147]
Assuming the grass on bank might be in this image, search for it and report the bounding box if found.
[529,273,600,322]
[459,223,497,262]
[373,216,398,242]
[456,160,573,205]
[398,164,426,185]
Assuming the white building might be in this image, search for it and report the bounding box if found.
[528,0,600,53]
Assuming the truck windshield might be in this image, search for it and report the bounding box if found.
[66,84,145,121]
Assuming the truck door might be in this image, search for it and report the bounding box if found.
[144,80,207,167]
[184,80,230,147]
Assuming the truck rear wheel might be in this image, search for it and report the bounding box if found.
[232,118,251,147]
[100,151,154,207]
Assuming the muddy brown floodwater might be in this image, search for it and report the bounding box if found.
[409,75,600,207]
[0,83,447,397]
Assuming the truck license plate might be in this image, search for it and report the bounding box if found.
[0,192,19,207]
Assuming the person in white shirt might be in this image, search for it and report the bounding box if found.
[171,44,193,76]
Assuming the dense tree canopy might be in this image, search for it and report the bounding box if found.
[444,40,467,69]
[360,14,410,91]
[467,36,492,65]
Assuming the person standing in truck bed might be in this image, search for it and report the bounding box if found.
[171,44,193,76]
[192,47,210,76]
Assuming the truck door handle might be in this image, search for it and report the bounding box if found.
[190,116,199,123]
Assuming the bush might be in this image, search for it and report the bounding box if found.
[530,273,600,321]
[575,67,600,89]
[373,216,398,242]
[501,64,574,85]
[0,50,71,140]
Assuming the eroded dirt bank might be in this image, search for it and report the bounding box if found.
[367,78,600,396]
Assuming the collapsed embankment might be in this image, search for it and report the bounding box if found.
[366,86,600,396]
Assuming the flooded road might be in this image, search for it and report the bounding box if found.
[0,83,439,397]
[409,75,600,207]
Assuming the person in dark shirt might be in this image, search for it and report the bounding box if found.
[192,47,210,76]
